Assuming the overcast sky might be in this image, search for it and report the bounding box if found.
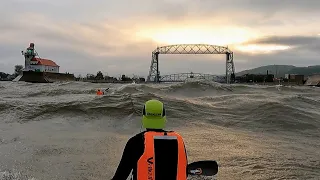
[0,0,319,77]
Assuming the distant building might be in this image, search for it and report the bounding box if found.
[27,57,60,73]
[139,77,146,82]
[285,74,290,79]
[284,74,304,84]
[235,74,274,83]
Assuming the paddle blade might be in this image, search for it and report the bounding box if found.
[187,160,218,176]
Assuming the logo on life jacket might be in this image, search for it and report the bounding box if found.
[146,112,162,116]
[147,157,153,180]
[190,168,202,175]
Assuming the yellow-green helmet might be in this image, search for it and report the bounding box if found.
[142,99,166,129]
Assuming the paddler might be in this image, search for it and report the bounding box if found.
[96,89,104,95]
[111,99,188,180]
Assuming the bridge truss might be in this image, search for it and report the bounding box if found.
[159,72,225,82]
[146,44,236,83]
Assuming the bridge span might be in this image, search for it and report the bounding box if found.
[146,44,236,84]
[159,72,225,83]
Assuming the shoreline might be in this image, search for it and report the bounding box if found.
[234,82,306,86]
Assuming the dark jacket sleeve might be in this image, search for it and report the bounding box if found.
[111,137,137,180]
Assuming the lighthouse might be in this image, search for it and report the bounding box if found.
[21,43,60,73]
[22,43,37,71]
[15,42,74,83]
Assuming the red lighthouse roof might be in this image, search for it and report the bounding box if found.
[32,57,60,67]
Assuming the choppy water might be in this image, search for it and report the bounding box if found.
[0,80,320,180]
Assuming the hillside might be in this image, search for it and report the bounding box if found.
[287,66,320,76]
[236,65,320,78]
[236,65,295,78]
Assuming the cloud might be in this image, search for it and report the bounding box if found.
[246,36,320,46]
[239,35,320,53]
[0,0,319,77]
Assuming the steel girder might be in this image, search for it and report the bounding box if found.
[159,72,225,83]
[146,44,235,83]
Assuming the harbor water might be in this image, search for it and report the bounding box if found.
[0,80,320,180]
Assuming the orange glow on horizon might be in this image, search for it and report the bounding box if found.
[235,44,291,53]
[135,26,292,54]
[136,26,259,46]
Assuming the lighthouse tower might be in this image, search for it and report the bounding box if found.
[21,43,38,71]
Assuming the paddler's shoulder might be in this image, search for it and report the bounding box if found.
[127,130,161,140]
[130,129,175,139]
[125,131,146,146]
[127,130,179,146]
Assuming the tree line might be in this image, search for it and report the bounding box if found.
[76,71,145,82]
[0,65,23,81]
